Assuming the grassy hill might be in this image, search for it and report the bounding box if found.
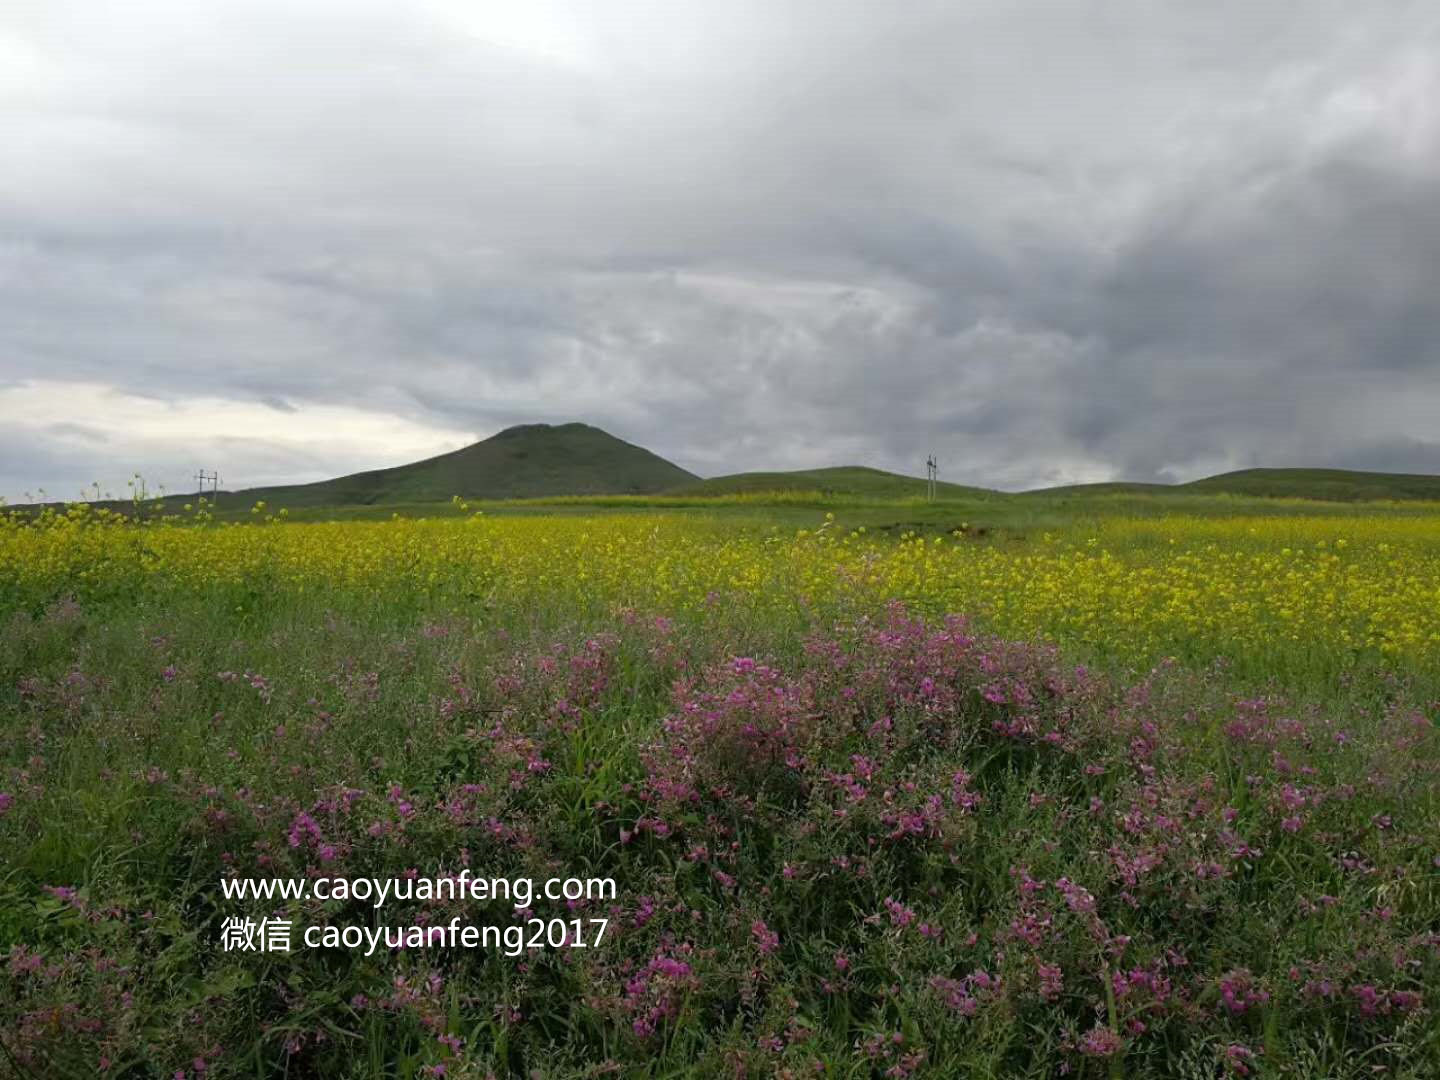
[1181,468,1440,501]
[227,423,697,507]
[670,466,997,500]
[15,428,1440,521]
[1025,468,1440,503]
[1017,481,1172,498]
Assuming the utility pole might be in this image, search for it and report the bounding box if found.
[926,454,938,501]
[195,469,219,506]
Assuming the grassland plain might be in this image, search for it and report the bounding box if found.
[1,498,1438,1078]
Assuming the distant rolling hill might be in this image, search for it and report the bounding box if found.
[672,466,997,500]
[16,425,1440,516]
[1024,468,1440,502]
[1183,468,1440,501]
[227,423,697,507]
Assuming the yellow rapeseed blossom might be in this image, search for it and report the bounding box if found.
[3,506,1440,678]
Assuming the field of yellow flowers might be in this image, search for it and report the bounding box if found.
[2,501,1438,1078]
[5,504,1440,687]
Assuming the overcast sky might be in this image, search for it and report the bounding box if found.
[4,0,1440,501]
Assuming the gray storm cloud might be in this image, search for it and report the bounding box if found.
[2,0,1438,501]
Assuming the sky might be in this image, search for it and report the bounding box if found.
[3,0,1440,501]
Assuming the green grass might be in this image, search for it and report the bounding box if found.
[1,565,1436,1077]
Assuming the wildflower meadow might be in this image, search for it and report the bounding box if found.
[2,501,1438,1078]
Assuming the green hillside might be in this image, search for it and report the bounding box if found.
[670,466,996,500]
[16,428,1440,520]
[228,423,697,507]
[1016,481,1172,498]
[1024,468,1440,503]
[1181,468,1440,501]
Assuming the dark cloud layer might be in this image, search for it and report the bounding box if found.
[2,0,1439,500]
